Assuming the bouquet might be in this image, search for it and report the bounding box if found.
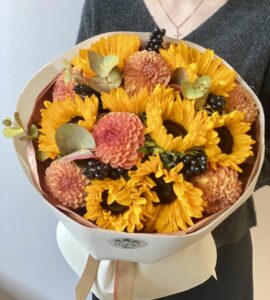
[3,30,264,299]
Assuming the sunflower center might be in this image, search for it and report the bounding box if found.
[149,174,176,204]
[69,116,83,123]
[101,190,129,214]
[163,120,187,137]
[216,126,234,154]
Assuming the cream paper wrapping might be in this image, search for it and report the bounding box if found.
[13,32,264,298]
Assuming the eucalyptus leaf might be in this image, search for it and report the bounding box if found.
[3,127,24,138]
[63,59,72,84]
[2,118,12,127]
[28,124,39,138]
[193,75,211,90]
[55,123,96,155]
[195,93,209,110]
[186,85,205,99]
[60,149,95,164]
[170,67,188,85]
[20,135,36,141]
[102,55,119,74]
[14,112,25,130]
[89,68,122,93]
[181,81,203,99]
[107,67,122,86]
[64,71,71,84]
[138,146,150,155]
[88,51,104,74]
[63,59,72,71]
[36,150,50,162]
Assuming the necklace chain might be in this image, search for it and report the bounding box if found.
[158,0,205,39]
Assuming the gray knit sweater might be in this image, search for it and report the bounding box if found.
[76,0,270,247]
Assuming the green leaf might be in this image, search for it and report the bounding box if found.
[14,112,25,130]
[145,140,156,147]
[193,75,211,91]
[36,150,50,162]
[88,68,122,93]
[152,147,163,154]
[63,59,72,84]
[88,51,104,74]
[170,67,188,85]
[181,76,211,100]
[20,135,35,141]
[2,118,12,127]
[63,59,72,71]
[181,81,202,99]
[60,149,95,163]
[88,52,120,78]
[102,55,119,75]
[29,124,39,138]
[3,127,24,138]
[55,123,96,155]
[107,67,122,85]
[138,146,150,155]
[195,93,209,110]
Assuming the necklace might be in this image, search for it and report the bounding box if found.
[158,0,205,39]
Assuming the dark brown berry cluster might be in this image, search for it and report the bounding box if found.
[182,149,208,176]
[207,94,226,114]
[73,84,96,97]
[82,159,125,180]
[74,84,107,113]
[145,28,166,52]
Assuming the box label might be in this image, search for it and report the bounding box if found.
[108,238,148,249]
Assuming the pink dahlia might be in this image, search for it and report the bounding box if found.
[52,72,75,101]
[44,160,88,209]
[93,112,145,169]
[192,166,242,214]
[226,83,258,123]
[123,50,171,95]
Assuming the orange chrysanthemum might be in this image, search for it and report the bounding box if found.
[193,166,242,214]
[52,72,75,101]
[93,112,145,169]
[123,50,171,95]
[45,160,89,209]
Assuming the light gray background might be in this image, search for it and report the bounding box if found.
[0,1,85,299]
[1,1,270,300]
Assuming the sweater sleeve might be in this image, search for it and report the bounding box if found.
[256,57,270,189]
[76,0,93,44]
[256,138,270,189]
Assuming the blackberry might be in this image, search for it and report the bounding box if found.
[82,158,126,180]
[181,149,208,177]
[73,84,94,97]
[73,84,108,114]
[207,94,226,114]
[145,28,166,52]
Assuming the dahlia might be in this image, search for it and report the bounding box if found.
[44,160,89,209]
[52,72,75,101]
[226,83,258,123]
[192,166,242,214]
[123,50,171,95]
[93,112,145,169]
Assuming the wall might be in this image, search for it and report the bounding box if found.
[0,1,84,299]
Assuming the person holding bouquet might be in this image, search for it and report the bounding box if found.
[75,0,270,299]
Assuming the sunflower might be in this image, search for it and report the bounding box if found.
[160,42,236,97]
[38,95,98,159]
[71,34,140,78]
[207,111,255,172]
[101,84,176,115]
[84,177,146,233]
[129,155,205,232]
[146,96,217,153]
